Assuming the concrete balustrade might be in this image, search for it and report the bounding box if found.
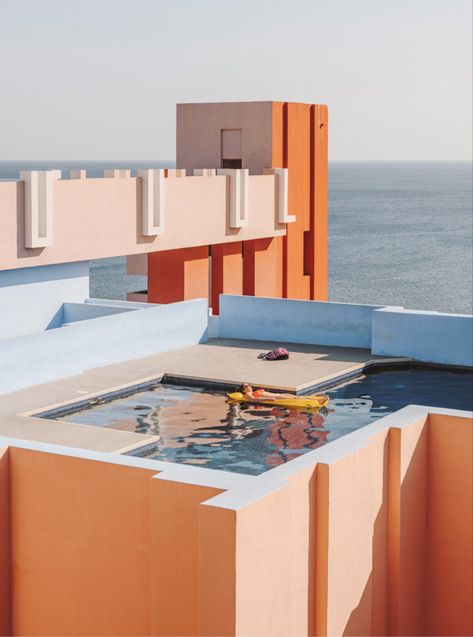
[0,171,286,271]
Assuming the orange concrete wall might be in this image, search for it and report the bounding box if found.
[242,238,283,298]
[9,448,158,636]
[211,243,243,313]
[0,448,10,637]
[389,420,429,636]
[321,429,391,637]
[234,468,316,637]
[0,410,470,637]
[198,504,237,636]
[148,246,210,305]
[283,102,312,300]
[310,105,329,300]
[239,102,287,300]
[426,414,473,637]
[174,100,328,308]
[0,174,284,272]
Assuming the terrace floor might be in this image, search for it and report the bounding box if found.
[0,338,403,453]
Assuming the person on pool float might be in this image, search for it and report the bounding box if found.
[239,383,295,402]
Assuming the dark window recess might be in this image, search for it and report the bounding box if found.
[222,159,242,169]
[303,230,312,276]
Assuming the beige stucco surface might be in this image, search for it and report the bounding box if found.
[177,101,274,174]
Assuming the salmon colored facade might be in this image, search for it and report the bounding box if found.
[0,409,471,637]
[147,101,328,311]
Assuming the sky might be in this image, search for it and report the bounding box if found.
[0,0,471,161]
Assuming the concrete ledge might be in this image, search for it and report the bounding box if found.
[372,307,473,366]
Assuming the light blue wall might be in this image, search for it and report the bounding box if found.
[218,295,382,348]
[372,308,473,366]
[218,295,473,367]
[0,299,208,395]
[63,302,139,324]
[0,262,89,339]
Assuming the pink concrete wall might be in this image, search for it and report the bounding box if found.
[176,102,274,174]
[150,479,224,636]
[0,175,285,272]
[9,448,158,636]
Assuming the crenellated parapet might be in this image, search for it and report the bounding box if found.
[0,166,291,271]
[0,100,328,314]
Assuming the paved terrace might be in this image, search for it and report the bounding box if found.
[0,338,401,452]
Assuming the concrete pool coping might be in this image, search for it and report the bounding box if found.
[0,337,438,454]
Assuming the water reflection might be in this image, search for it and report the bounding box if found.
[58,369,473,475]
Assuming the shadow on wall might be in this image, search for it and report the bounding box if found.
[45,305,64,330]
[340,418,472,637]
[341,435,391,637]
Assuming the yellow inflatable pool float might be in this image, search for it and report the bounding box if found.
[227,392,329,410]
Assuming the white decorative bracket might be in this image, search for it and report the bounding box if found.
[20,170,61,248]
[217,168,249,228]
[193,168,217,177]
[264,168,295,224]
[137,169,165,237]
[104,169,131,178]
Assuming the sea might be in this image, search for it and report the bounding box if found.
[1,160,471,314]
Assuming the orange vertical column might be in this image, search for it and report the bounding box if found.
[310,105,329,300]
[284,102,311,300]
[241,102,285,300]
[210,242,243,314]
[148,246,209,305]
[0,448,10,637]
[243,238,283,298]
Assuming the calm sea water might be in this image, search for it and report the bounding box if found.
[1,160,471,313]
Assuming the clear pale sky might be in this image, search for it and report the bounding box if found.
[0,0,471,160]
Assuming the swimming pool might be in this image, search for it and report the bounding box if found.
[47,368,473,475]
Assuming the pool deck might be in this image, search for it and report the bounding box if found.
[0,338,404,453]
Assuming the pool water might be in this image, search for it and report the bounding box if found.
[55,369,473,475]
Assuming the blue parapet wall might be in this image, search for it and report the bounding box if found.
[372,308,473,367]
[0,298,208,395]
[218,295,473,367]
[219,295,384,348]
[0,262,90,339]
